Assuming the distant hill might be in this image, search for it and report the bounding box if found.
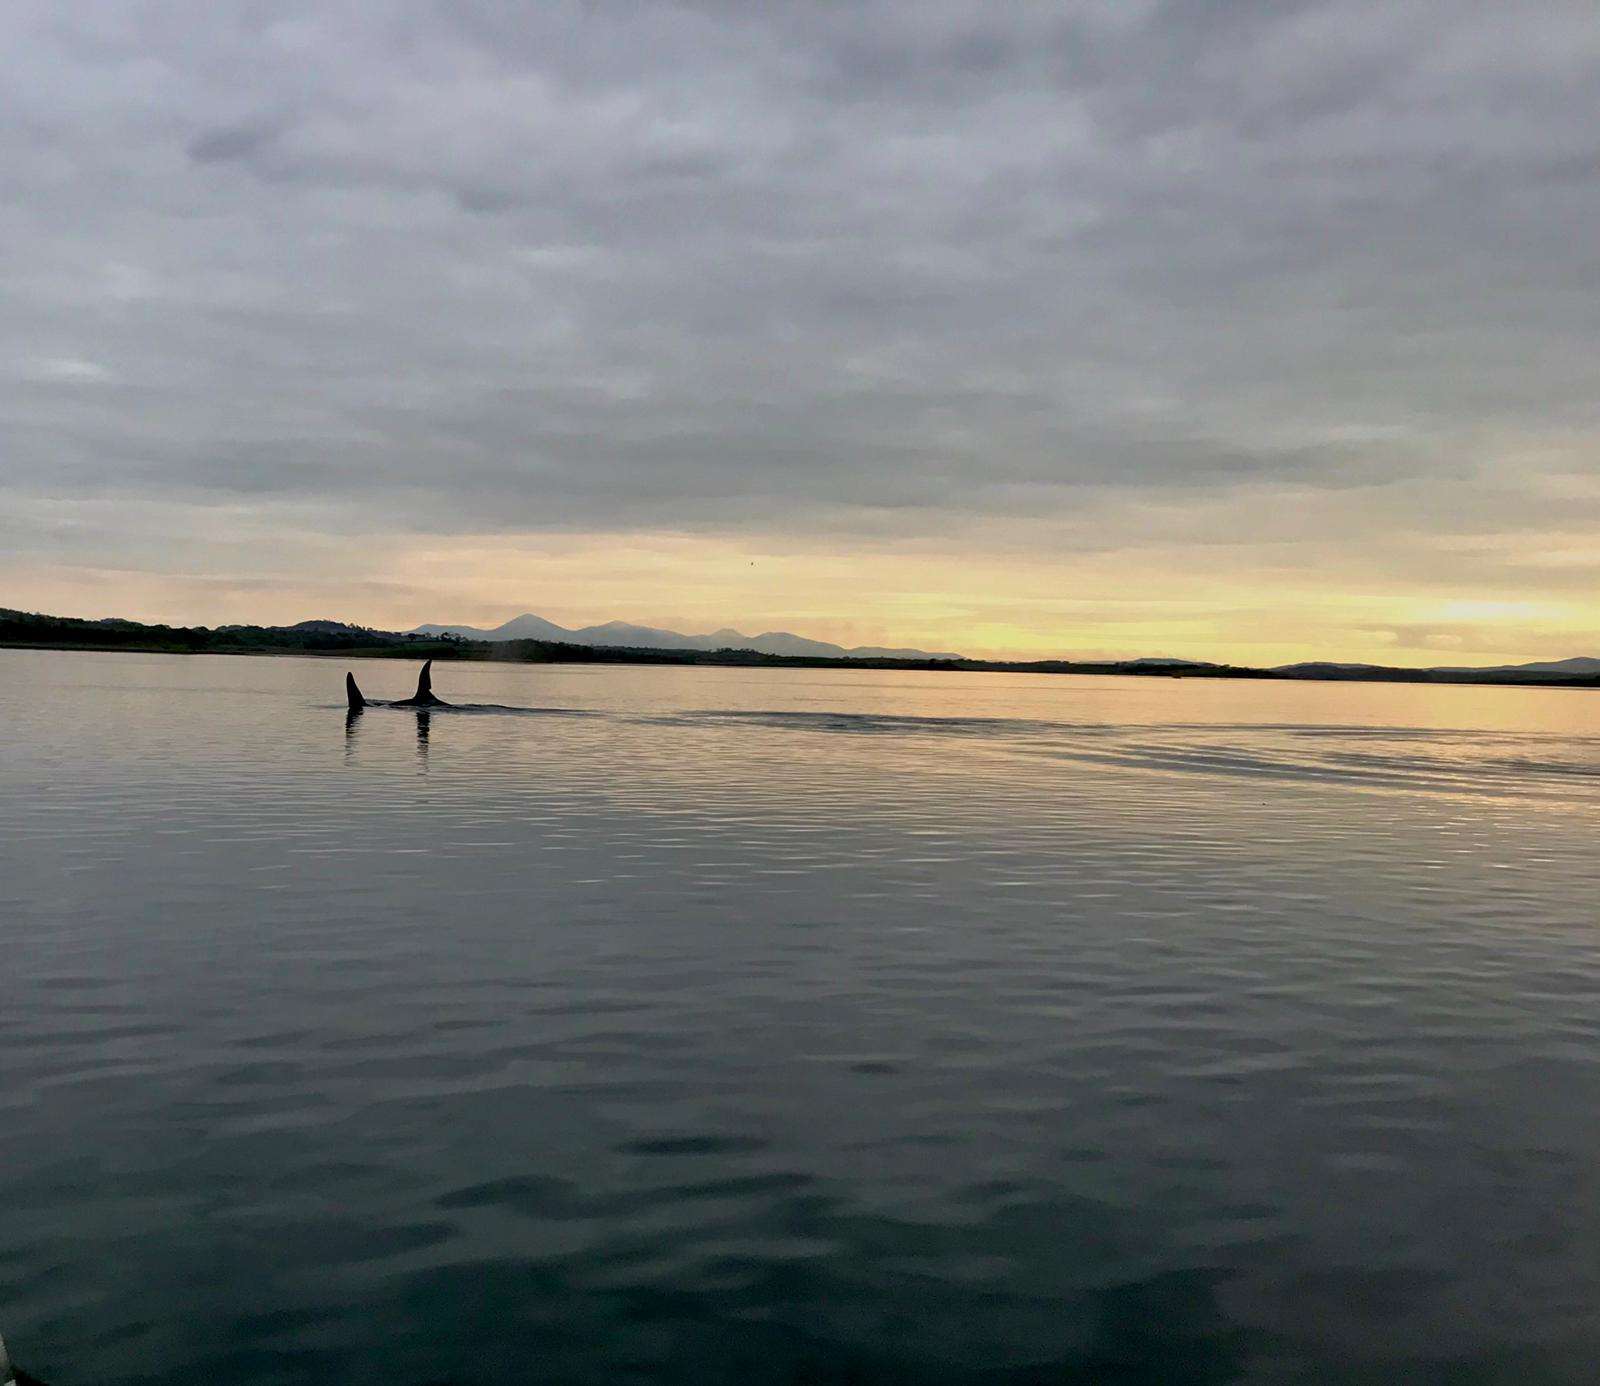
[1276,657,1600,680]
[1475,657,1600,676]
[213,618,398,637]
[412,612,963,661]
[285,619,374,636]
[0,608,437,655]
[1272,662,1392,678]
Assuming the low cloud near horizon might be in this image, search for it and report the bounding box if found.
[5,1,1600,663]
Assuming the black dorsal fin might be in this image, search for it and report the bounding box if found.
[414,660,433,701]
[346,672,366,711]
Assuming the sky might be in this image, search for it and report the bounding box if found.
[5,1,1600,665]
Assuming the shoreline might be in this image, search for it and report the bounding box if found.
[5,637,1599,692]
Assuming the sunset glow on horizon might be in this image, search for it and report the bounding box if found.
[9,497,1599,669]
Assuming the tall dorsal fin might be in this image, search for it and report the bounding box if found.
[414,659,433,701]
[346,672,366,711]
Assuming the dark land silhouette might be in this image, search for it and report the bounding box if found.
[4,606,1599,690]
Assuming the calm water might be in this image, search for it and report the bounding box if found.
[4,649,1600,1385]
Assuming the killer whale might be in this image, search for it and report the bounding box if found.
[342,662,591,722]
[346,659,450,711]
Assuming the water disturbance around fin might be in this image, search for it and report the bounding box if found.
[346,672,367,711]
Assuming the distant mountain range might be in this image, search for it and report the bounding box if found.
[411,613,963,661]
[409,616,1600,676]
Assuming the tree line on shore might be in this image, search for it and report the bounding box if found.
[4,606,1597,688]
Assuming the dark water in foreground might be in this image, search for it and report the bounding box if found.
[4,650,1600,1385]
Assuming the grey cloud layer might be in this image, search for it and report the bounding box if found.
[6,0,1600,558]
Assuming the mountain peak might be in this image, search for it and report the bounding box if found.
[410,613,961,661]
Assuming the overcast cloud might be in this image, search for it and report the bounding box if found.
[4,1,1600,658]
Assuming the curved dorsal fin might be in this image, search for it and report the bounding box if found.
[414,659,433,701]
[346,672,366,710]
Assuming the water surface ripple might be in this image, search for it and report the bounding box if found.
[4,651,1600,1384]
